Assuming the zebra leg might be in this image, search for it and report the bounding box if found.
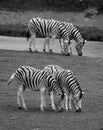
[68,94,72,111]
[49,91,56,111]
[47,38,51,53]
[68,41,72,55]
[65,93,69,111]
[30,33,38,52]
[63,40,70,56]
[65,93,72,111]
[43,37,50,52]
[49,34,56,53]
[17,85,27,110]
[43,39,46,52]
[59,39,64,54]
[32,40,38,52]
[29,40,32,52]
[40,87,46,111]
[17,88,22,109]
[70,45,72,55]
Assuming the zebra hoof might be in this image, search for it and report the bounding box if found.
[76,108,81,112]
[34,50,38,53]
[52,108,57,112]
[43,48,46,52]
[24,107,27,111]
[63,53,70,56]
[78,52,82,56]
[66,53,70,56]
[29,48,32,52]
[65,109,69,112]
[41,109,45,112]
[56,105,64,112]
[57,108,64,112]
[41,106,45,111]
[18,106,22,109]
[49,49,52,53]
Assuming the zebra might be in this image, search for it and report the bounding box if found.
[26,17,61,53]
[7,66,64,111]
[60,22,86,56]
[26,17,72,55]
[44,22,86,56]
[44,65,84,112]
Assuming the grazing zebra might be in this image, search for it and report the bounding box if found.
[7,66,64,111]
[60,22,86,56]
[26,17,73,55]
[26,17,61,53]
[44,22,86,56]
[44,65,84,112]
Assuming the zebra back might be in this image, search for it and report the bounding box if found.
[44,64,63,77]
[15,66,42,91]
[14,66,64,100]
[44,65,82,97]
[28,17,60,38]
[57,69,82,96]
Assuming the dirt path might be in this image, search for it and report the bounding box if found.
[0,36,103,58]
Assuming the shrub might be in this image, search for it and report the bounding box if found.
[0,24,103,41]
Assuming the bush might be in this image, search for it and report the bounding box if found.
[0,24,27,37]
[78,26,103,41]
[0,24,103,41]
[0,0,103,12]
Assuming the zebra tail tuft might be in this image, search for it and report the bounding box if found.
[26,28,31,41]
[7,73,15,86]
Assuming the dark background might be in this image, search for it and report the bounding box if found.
[0,0,103,12]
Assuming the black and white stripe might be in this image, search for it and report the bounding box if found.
[44,65,84,112]
[59,22,86,56]
[26,17,72,54]
[44,21,86,56]
[26,17,85,56]
[7,66,64,111]
[26,17,62,53]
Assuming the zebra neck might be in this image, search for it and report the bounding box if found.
[72,28,83,42]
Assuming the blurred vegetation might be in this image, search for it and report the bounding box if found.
[0,24,103,41]
[0,0,103,41]
[0,0,103,12]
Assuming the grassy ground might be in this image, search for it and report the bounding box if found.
[0,50,103,130]
[0,10,103,41]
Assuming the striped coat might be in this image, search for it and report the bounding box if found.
[44,65,84,112]
[7,66,64,111]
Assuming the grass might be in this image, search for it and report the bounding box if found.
[0,49,103,130]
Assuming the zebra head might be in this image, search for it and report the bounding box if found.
[72,89,84,112]
[75,39,86,56]
[70,24,86,56]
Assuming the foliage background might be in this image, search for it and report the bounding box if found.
[0,0,103,12]
[0,0,103,41]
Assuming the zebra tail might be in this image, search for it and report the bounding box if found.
[26,28,31,41]
[7,73,15,86]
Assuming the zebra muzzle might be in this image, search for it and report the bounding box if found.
[76,108,81,112]
[78,52,82,56]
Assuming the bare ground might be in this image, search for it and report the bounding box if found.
[0,50,103,130]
